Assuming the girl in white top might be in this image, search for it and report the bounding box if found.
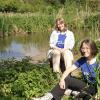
[49,18,75,73]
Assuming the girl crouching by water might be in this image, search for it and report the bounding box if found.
[33,38,99,100]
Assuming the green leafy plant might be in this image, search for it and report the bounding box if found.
[0,57,58,99]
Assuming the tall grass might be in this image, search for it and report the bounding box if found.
[0,0,99,42]
[0,12,99,40]
[0,13,55,37]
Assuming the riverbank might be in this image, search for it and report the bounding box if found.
[30,51,47,64]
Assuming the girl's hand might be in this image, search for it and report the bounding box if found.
[59,80,65,89]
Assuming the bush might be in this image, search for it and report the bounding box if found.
[0,58,58,98]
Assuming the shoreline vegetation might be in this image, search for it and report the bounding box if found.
[0,0,100,99]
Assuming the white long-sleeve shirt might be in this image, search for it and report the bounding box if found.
[49,30,75,50]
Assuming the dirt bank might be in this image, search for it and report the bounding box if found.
[30,52,47,64]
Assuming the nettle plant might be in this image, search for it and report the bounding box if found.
[96,66,100,98]
[96,53,100,99]
[0,57,58,98]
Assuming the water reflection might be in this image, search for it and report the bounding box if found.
[0,30,99,60]
[0,35,48,60]
[0,41,40,60]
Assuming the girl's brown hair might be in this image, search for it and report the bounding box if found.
[80,38,98,57]
[55,18,67,32]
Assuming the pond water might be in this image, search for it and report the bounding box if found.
[0,30,99,61]
[0,34,49,60]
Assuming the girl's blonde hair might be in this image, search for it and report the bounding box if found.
[55,18,67,32]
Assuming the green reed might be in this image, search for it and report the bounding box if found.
[0,13,55,37]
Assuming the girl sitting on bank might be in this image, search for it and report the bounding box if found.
[48,17,75,73]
